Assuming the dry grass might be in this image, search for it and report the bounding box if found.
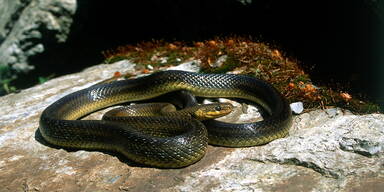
[102,37,381,114]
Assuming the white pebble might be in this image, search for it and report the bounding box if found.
[290,102,304,114]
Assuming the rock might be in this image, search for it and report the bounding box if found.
[175,109,384,191]
[290,102,304,114]
[0,0,76,72]
[339,115,384,157]
[166,60,201,72]
[210,55,228,68]
[0,0,251,74]
[1,61,384,191]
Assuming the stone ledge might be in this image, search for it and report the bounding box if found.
[0,61,383,192]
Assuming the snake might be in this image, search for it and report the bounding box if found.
[39,70,292,168]
[102,102,234,121]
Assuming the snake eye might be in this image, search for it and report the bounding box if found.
[214,106,222,111]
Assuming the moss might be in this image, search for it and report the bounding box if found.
[105,55,130,64]
[0,65,17,95]
[201,55,241,74]
[38,74,55,84]
[102,36,382,114]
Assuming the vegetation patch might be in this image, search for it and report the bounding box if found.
[102,36,381,114]
[0,65,17,95]
[0,64,56,96]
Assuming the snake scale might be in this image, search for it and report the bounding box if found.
[39,70,292,168]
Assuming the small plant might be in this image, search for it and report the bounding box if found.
[0,65,17,95]
[38,74,55,84]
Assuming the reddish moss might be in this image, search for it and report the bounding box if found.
[102,37,381,114]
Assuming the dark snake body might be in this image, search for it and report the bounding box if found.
[39,70,292,168]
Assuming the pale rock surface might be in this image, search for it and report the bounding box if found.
[0,61,384,192]
[290,101,304,114]
[0,0,76,72]
[166,60,201,72]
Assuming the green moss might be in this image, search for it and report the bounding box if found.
[105,55,130,64]
[38,74,55,84]
[164,51,184,65]
[293,74,306,82]
[0,65,17,95]
[343,100,381,114]
[201,55,242,74]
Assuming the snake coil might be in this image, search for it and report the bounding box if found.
[39,70,292,168]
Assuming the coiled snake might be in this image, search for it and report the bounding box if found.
[39,70,292,168]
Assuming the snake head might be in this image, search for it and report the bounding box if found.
[193,103,233,120]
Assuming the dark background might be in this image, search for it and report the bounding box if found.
[21,0,383,107]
